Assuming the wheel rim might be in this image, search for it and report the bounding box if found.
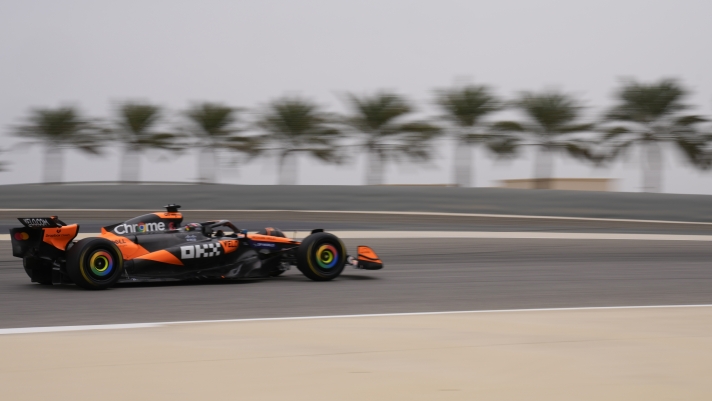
[88,250,115,280]
[315,244,339,270]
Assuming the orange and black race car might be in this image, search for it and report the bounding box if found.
[9,205,383,290]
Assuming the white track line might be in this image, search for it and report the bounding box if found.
[312,231,712,241]
[2,304,712,335]
[1,209,711,225]
[2,231,712,242]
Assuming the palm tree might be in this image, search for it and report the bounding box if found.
[185,103,258,183]
[115,102,183,182]
[434,84,511,187]
[14,107,102,183]
[342,92,440,185]
[255,97,340,185]
[492,91,597,189]
[601,79,709,192]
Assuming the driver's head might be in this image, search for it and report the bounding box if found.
[183,223,202,232]
[257,227,286,238]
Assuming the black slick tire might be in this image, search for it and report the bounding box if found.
[296,232,347,281]
[66,238,124,290]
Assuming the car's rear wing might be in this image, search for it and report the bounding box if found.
[17,216,67,228]
[10,216,79,259]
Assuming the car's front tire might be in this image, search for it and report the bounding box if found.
[66,238,124,290]
[296,232,347,281]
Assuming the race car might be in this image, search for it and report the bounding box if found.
[9,205,383,290]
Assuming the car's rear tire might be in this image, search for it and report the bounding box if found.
[66,238,124,290]
[296,232,346,281]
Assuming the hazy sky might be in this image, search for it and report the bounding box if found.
[1,0,711,193]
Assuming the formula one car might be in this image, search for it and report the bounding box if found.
[9,205,383,290]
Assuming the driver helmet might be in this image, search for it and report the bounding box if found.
[183,223,202,232]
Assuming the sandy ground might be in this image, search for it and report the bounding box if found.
[2,307,712,401]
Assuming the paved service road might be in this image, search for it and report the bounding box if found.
[2,183,712,221]
[3,210,712,235]
[1,238,711,329]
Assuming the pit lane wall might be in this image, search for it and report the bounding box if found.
[1,183,712,222]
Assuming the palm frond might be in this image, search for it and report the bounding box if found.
[185,103,240,141]
[497,91,598,165]
[486,137,519,158]
[491,121,525,132]
[558,123,595,134]
[675,136,711,169]
[114,102,189,154]
[309,147,340,163]
[605,78,689,124]
[343,92,413,132]
[600,79,711,175]
[675,115,707,127]
[341,92,440,165]
[118,103,161,137]
[399,122,441,139]
[133,132,187,152]
[558,141,602,163]
[13,107,105,154]
[514,91,583,132]
[256,96,341,162]
[434,85,501,128]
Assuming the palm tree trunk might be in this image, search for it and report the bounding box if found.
[278,152,297,185]
[533,146,553,189]
[196,148,204,183]
[642,141,662,192]
[365,150,384,185]
[120,147,140,182]
[43,146,64,183]
[453,137,472,187]
[209,148,218,184]
[197,147,216,183]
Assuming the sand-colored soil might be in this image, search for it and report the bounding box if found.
[2,307,712,400]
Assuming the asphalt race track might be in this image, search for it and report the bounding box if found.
[2,236,711,329]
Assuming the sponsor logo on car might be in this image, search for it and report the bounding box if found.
[13,232,30,241]
[185,235,197,242]
[220,240,239,254]
[44,233,72,238]
[114,221,165,234]
[252,242,277,248]
[22,218,50,227]
[180,243,222,259]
